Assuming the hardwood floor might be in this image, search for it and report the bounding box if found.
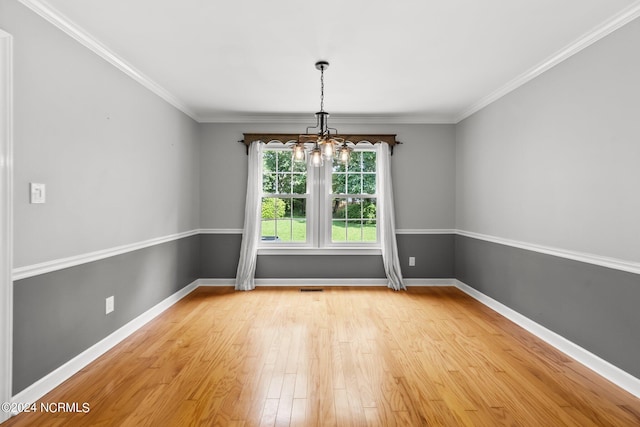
[4,286,640,426]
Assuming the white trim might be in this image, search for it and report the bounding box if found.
[264,278,386,287]
[0,29,14,424]
[10,279,199,410]
[12,230,200,281]
[454,279,640,399]
[200,278,389,287]
[13,228,640,281]
[198,228,243,234]
[16,0,199,122]
[198,278,236,287]
[456,229,640,275]
[456,1,640,122]
[199,278,455,287]
[396,229,456,234]
[257,248,382,256]
[198,113,457,125]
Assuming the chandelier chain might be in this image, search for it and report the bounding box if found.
[320,66,324,112]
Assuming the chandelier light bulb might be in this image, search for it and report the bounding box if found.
[310,147,323,167]
[322,140,335,160]
[338,145,351,164]
[292,143,306,163]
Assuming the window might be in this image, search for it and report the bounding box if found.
[329,151,377,243]
[260,145,378,249]
[261,150,308,243]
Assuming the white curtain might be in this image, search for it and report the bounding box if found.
[378,143,406,291]
[235,141,263,291]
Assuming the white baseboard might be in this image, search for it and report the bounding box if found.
[198,278,456,287]
[10,279,200,409]
[454,279,640,399]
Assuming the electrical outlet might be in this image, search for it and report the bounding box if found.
[409,256,416,266]
[105,296,114,314]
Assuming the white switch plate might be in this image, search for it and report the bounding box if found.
[409,256,416,266]
[105,296,114,314]
[30,183,46,204]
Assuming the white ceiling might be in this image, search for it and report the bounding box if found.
[21,0,640,123]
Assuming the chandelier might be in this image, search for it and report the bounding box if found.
[292,61,352,167]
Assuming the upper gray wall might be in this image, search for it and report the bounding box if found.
[200,122,455,230]
[1,0,201,268]
[456,17,640,263]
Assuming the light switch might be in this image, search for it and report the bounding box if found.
[30,183,46,204]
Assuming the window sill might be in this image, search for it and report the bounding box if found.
[257,247,382,256]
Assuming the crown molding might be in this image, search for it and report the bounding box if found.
[17,0,199,122]
[455,0,640,123]
[197,113,457,125]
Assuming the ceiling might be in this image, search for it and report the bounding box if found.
[21,0,640,123]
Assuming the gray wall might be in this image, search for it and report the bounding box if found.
[13,236,200,394]
[2,0,202,395]
[1,0,201,268]
[200,122,456,230]
[455,16,640,378]
[199,233,455,279]
[199,122,456,278]
[455,235,640,378]
[456,17,640,263]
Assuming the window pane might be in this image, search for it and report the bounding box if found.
[261,197,307,242]
[261,197,277,241]
[263,151,276,172]
[293,159,306,173]
[292,173,306,194]
[346,198,362,219]
[263,172,276,193]
[261,197,277,219]
[277,173,291,194]
[276,219,292,241]
[363,198,377,221]
[347,174,362,194]
[261,219,275,240]
[333,160,346,173]
[362,174,376,194]
[332,198,346,219]
[291,198,307,242]
[362,151,376,172]
[332,173,346,194]
[332,220,346,242]
[277,151,292,172]
[363,221,377,242]
[347,151,362,172]
[292,198,306,218]
[347,220,362,241]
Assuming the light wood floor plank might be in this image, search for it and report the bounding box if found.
[4,286,639,426]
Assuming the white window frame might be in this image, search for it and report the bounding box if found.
[259,144,316,249]
[258,144,381,255]
[319,145,380,250]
